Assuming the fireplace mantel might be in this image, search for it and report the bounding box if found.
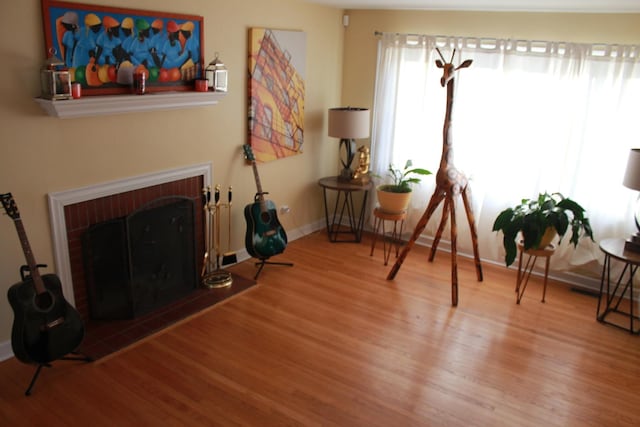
[35,91,226,119]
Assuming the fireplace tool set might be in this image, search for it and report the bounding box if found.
[201,184,236,288]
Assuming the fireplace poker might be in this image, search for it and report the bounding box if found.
[214,184,221,270]
[222,186,238,266]
[201,186,212,278]
[202,184,232,288]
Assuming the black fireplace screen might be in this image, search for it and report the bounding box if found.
[82,196,197,319]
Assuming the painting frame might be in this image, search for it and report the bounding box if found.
[41,0,204,96]
[248,28,306,163]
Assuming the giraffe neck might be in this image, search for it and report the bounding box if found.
[439,78,455,173]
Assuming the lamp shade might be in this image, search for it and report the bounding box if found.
[623,148,640,191]
[328,108,370,139]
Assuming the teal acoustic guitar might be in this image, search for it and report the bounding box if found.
[242,145,288,259]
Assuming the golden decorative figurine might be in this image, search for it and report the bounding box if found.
[352,146,371,183]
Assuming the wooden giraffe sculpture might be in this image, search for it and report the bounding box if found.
[387,48,483,306]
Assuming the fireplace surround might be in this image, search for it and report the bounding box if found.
[48,164,211,320]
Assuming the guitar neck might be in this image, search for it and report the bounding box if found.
[251,160,268,210]
[13,218,46,294]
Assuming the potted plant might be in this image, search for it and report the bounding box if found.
[375,160,432,213]
[492,192,594,267]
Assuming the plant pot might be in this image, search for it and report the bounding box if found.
[522,227,557,250]
[376,186,411,214]
[538,227,557,248]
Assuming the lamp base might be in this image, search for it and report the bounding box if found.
[624,233,640,253]
[338,138,357,182]
[338,168,354,181]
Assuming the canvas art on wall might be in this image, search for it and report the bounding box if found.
[248,28,306,163]
[41,0,204,95]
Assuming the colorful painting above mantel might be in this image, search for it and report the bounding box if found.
[41,0,204,95]
[248,28,306,163]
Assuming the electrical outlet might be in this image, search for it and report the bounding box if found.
[280,205,291,214]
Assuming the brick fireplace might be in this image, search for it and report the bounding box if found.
[47,164,211,321]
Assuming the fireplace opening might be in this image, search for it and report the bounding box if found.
[82,196,197,320]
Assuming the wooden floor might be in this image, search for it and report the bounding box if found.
[1,231,639,426]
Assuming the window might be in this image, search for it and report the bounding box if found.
[372,34,640,273]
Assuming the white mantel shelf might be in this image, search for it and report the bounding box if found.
[35,91,226,119]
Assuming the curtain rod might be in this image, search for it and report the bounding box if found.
[374,30,438,38]
[374,31,484,42]
[374,31,500,46]
[373,30,640,54]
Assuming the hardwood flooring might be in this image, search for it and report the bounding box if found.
[1,231,639,426]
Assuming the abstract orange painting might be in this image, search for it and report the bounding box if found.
[248,28,306,163]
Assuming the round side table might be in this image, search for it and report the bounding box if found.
[318,176,372,243]
[597,238,640,334]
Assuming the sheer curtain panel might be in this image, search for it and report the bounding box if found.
[371,32,640,278]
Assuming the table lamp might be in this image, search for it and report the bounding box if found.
[623,148,640,252]
[328,107,370,181]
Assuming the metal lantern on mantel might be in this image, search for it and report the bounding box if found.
[40,48,71,100]
[205,52,228,92]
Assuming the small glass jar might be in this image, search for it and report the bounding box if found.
[134,71,146,95]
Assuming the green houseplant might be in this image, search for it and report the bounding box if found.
[492,192,594,267]
[375,160,432,213]
[377,160,432,193]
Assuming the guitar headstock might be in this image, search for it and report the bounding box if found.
[243,144,256,162]
[0,193,20,220]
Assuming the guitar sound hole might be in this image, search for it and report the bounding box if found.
[34,291,54,312]
[261,211,271,223]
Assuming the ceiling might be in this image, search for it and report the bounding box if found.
[303,0,640,13]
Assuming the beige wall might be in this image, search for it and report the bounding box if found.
[1,2,639,349]
[0,0,344,344]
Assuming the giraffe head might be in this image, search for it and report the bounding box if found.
[435,48,473,87]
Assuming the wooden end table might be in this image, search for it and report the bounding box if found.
[598,238,640,334]
[318,176,372,243]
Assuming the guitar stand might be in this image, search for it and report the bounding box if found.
[25,351,93,396]
[254,257,293,280]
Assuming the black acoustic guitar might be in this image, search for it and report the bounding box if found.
[1,193,84,365]
[242,144,288,259]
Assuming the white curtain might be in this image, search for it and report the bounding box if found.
[371,33,640,274]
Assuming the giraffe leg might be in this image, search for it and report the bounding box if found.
[461,187,483,282]
[429,195,450,262]
[387,188,445,280]
[449,194,459,306]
